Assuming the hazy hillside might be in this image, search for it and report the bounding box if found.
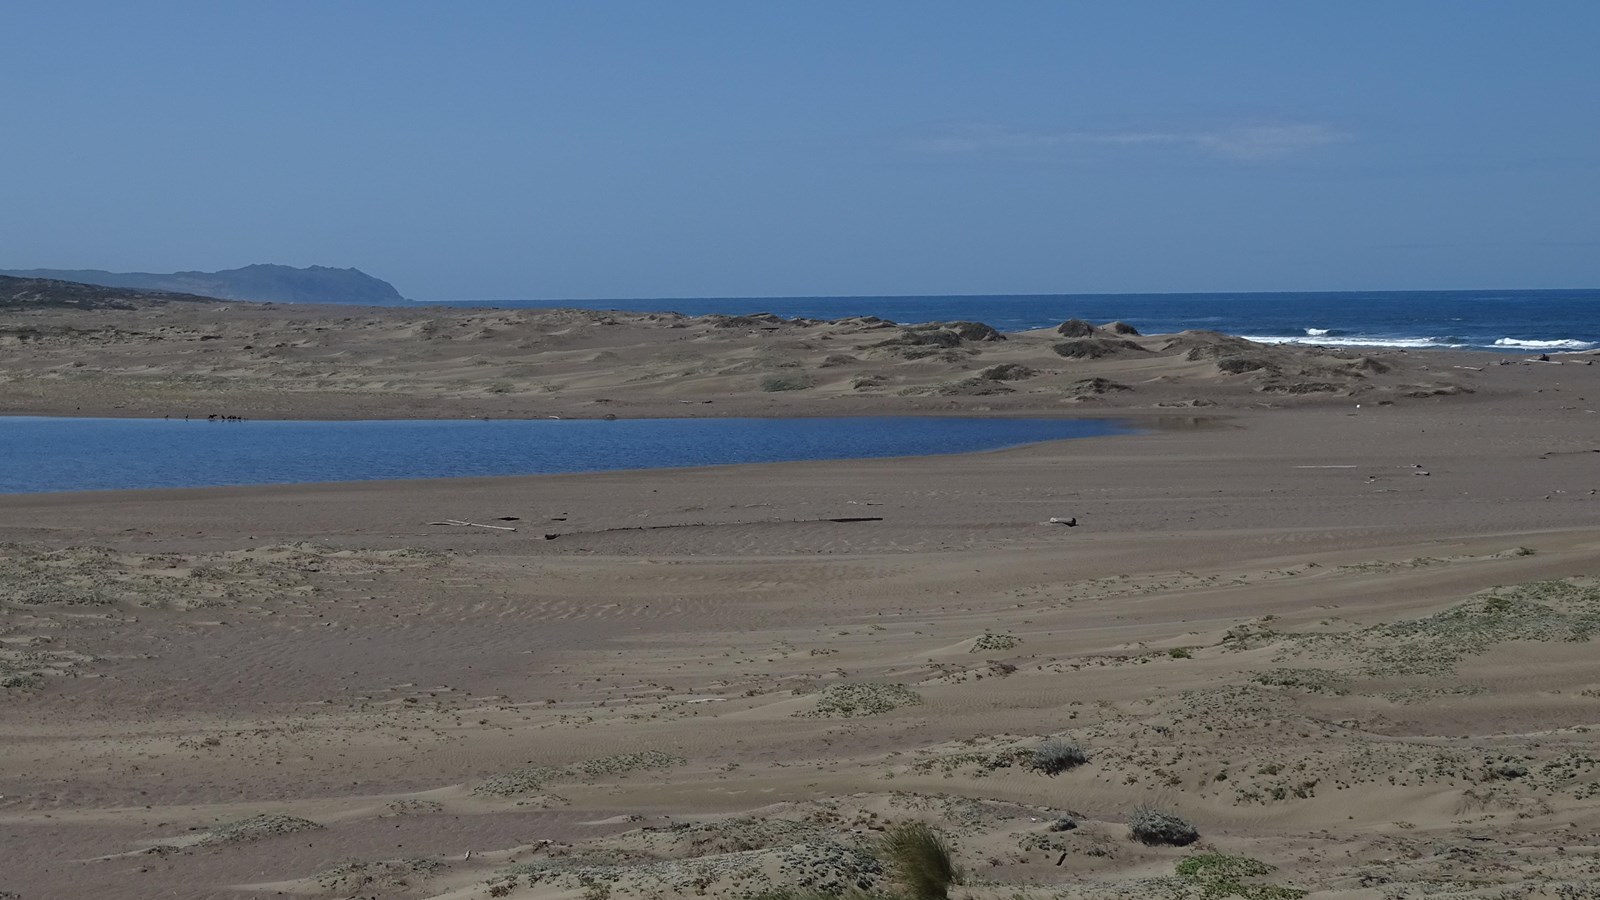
[0,264,406,305]
[0,274,218,309]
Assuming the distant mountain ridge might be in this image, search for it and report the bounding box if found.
[0,264,406,306]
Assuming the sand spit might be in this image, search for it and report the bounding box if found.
[2,301,1600,898]
[5,299,1588,419]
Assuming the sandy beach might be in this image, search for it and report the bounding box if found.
[3,302,1600,899]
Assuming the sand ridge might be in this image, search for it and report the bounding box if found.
[5,298,1585,419]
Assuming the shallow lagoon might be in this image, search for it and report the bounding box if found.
[0,416,1132,494]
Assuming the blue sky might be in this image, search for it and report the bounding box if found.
[3,1,1596,299]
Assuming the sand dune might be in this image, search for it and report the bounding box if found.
[3,299,1573,419]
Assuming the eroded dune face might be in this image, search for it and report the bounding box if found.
[0,299,1511,420]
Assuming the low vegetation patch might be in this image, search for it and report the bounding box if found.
[760,374,814,392]
[476,750,684,797]
[1053,338,1145,359]
[1298,579,1600,677]
[1071,376,1130,394]
[1174,853,1306,900]
[1056,318,1098,337]
[801,682,923,718]
[970,632,1020,652]
[1029,738,1091,775]
[1128,806,1199,846]
[1215,356,1275,375]
[316,858,447,894]
[199,814,322,845]
[978,363,1036,381]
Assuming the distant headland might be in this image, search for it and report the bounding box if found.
[0,263,406,306]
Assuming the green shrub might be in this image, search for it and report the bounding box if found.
[1174,852,1306,900]
[880,821,958,900]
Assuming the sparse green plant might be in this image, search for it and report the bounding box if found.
[1168,647,1193,659]
[1175,853,1306,900]
[880,821,958,900]
[1029,738,1090,776]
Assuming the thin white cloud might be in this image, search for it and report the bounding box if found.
[917,123,1349,161]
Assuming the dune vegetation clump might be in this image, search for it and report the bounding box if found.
[978,363,1036,381]
[199,814,323,846]
[760,373,814,392]
[1174,853,1307,900]
[970,632,1020,652]
[475,750,684,797]
[1128,806,1199,846]
[1053,337,1145,359]
[1056,318,1099,337]
[879,821,958,900]
[1029,738,1090,775]
[801,682,923,718]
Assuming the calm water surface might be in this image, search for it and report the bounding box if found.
[0,416,1132,494]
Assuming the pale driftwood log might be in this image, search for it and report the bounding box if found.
[428,519,517,532]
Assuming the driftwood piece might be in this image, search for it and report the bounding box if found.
[428,519,517,532]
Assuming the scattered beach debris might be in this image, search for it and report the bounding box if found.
[1047,516,1078,526]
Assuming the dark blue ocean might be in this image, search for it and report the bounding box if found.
[437,289,1600,352]
[0,416,1131,494]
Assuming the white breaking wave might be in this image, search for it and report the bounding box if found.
[1304,327,1332,336]
[1240,334,1462,349]
[1492,337,1597,351]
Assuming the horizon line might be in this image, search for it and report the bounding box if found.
[417,285,1600,305]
